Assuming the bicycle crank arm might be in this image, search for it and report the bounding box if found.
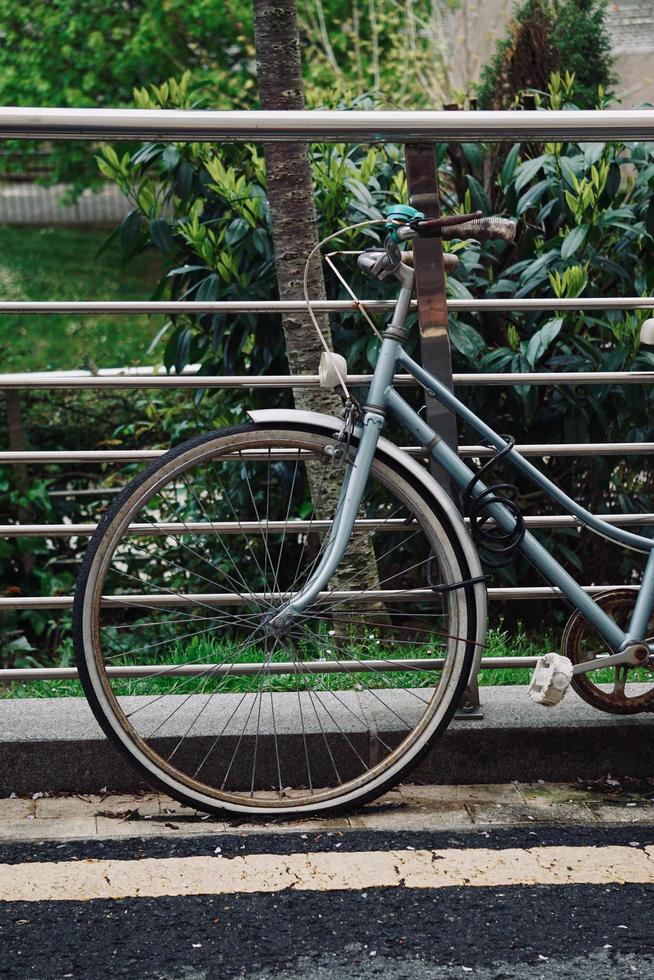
[529,643,649,707]
[571,645,649,675]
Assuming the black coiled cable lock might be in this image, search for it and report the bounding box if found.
[461,437,526,568]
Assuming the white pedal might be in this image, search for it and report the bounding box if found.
[528,653,574,706]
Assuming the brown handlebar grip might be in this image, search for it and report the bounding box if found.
[440,217,517,243]
[416,210,482,232]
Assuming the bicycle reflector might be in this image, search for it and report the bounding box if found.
[319,350,349,389]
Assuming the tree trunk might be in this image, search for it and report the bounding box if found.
[253,0,341,418]
[253,0,387,619]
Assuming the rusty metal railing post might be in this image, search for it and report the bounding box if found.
[404,144,459,490]
[404,143,482,717]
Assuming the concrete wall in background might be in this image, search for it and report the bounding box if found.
[0,182,131,226]
[606,0,654,106]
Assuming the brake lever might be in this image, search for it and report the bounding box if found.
[370,233,403,278]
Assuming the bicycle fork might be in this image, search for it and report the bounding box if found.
[269,410,384,628]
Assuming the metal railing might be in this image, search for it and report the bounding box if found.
[3,345,653,680]
[1,106,654,688]
[0,106,652,140]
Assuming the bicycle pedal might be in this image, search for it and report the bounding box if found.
[528,653,574,707]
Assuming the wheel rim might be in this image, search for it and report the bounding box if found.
[78,428,471,812]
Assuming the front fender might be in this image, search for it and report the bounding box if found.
[248,408,487,666]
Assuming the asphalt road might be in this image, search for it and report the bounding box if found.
[2,824,654,979]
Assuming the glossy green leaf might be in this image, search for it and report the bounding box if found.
[604,161,621,200]
[501,144,521,187]
[560,224,588,260]
[517,178,551,215]
[175,160,194,199]
[514,155,547,192]
[446,277,474,299]
[119,208,142,254]
[465,175,491,215]
[195,274,221,302]
[225,217,249,246]
[461,143,484,171]
[162,146,180,171]
[175,326,192,373]
[558,156,579,189]
[525,318,564,367]
[150,218,175,253]
[449,318,485,359]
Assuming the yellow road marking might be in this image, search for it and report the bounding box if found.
[1,846,653,902]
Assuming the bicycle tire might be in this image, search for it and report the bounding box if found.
[73,421,479,817]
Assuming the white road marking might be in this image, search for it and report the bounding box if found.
[1,845,654,902]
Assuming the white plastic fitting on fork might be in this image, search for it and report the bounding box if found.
[319,351,349,388]
[640,318,654,346]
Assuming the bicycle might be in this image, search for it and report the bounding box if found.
[73,205,654,818]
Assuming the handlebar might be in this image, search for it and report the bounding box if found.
[438,216,516,243]
[400,251,459,273]
[393,211,516,245]
[357,248,459,276]
[358,209,516,280]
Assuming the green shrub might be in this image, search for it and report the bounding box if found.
[476,0,616,109]
[0,0,255,192]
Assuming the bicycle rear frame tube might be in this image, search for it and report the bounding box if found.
[277,291,654,654]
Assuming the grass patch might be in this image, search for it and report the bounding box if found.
[2,626,560,699]
[479,626,553,686]
[4,621,649,701]
[0,226,162,371]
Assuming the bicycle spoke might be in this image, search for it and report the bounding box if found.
[270,454,302,602]
[286,647,393,759]
[294,622,431,717]
[141,624,269,736]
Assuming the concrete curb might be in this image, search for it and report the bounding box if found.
[1,686,652,795]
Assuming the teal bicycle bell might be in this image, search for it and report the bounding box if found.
[385,204,425,241]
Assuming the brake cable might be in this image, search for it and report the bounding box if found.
[302,218,386,402]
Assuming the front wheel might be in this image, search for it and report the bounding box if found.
[73,422,477,816]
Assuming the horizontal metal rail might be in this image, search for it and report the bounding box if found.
[2,513,653,537]
[1,370,652,389]
[0,297,652,315]
[0,656,541,682]
[1,442,652,464]
[3,513,654,536]
[0,585,640,611]
[0,107,653,141]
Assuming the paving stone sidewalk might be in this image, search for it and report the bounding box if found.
[1,782,653,842]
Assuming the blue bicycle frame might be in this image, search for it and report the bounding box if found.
[273,272,654,669]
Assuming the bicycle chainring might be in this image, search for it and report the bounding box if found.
[561,589,654,715]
